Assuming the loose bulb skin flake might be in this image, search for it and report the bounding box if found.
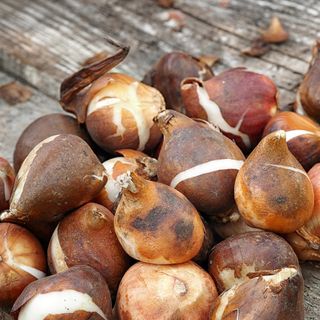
[235,130,314,233]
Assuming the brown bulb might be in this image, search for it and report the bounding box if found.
[116,261,218,320]
[285,163,320,261]
[11,265,112,320]
[143,52,213,113]
[155,110,245,215]
[235,130,314,233]
[181,68,278,153]
[295,41,320,121]
[47,203,132,298]
[0,223,46,307]
[1,134,107,241]
[114,172,204,264]
[208,231,299,293]
[210,267,304,320]
[94,150,158,212]
[0,157,15,212]
[263,111,320,170]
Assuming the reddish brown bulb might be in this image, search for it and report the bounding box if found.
[263,111,320,170]
[208,231,299,293]
[295,41,320,121]
[235,130,314,233]
[181,68,278,152]
[155,110,245,215]
[143,52,213,113]
[0,157,15,212]
[114,172,204,264]
[48,203,132,298]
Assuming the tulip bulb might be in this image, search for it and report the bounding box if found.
[208,231,299,293]
[116,261,218,320]
[181,68,278,152]
[263,111,320,170]
[235,130,314,233]
[114,172,204,264]
[155,110,245,215]
[0,158,15,212]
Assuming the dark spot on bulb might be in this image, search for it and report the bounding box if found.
[173,220,194,241]
[131,206,167,231]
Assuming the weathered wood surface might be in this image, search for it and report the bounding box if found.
[0,0,320,318]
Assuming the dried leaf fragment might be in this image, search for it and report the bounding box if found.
[198,55,220,67]
[262,16,289,44]
[157,0,174,8]
[242,38,270,57]
[0,82,32,105]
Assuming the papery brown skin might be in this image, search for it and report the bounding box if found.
[261,16,289,44]
[47,203,132,298]
[11,265,112,320]
[181,68,278,152]
[85,73,165,153]
[116,261,218,320]
[1,134,107,241]
[143,52,213,113]
[263,111,320,170]
[0,158,15,212]
[13,113,100,172]
[296,41,320,121]
[235,130,314,233]
[114,173,204,264]
[0,223,46,307]
[94,150,158,212]
[155,110,245,215]
[286,163,320,261]
[208,231,299,293]
[210,267,304,320]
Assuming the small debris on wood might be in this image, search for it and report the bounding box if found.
[242,38,270,57]
[157,0,174,8]
[218,0,230,8]
[81,51,109,66]
[261,16,289,44]
[198,55,220,67]
[0,82,32,105]
[157,10,186,31]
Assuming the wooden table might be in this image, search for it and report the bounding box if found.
[0,0,319,318]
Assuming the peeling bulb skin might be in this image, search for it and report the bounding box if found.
[286,163,320,261]
[11,266,112,320]
[0,157,15,212]
[296,41,320,121]
[2,134,107,242]
[116,262,218,320]
[0,223,46,307]
[142,52,213,114]
[85,73,165,153]
[261,16,289,44]
[47,203,132,298]
[114,173,204,264]
[208,231,299,292]
[154,110,245,215]
[181,68,278,153]
[235,130,314,233]
[210,267,304,320]
[263,111,320,170]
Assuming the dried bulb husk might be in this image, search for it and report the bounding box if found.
[261,16,289,43]
[13,113,98,172]
[263,111,320,170]
[47,203,132,298]
[285,163,320,261]
[208,231,299,293]
[181,68,278,153]
[11,265,112,320]
[295,41,320,121]
[155,110,245,215]
[94,150,157,212]
[210,267,304,320]
[235,130,314,233]
[0,223,46,307]
[114,172,204,264]
[143,52,213,113]
[0,157,15,212]
[1,134,107,241]
[116,261,218,320]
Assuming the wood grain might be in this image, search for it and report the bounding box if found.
[0,0,320,318]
